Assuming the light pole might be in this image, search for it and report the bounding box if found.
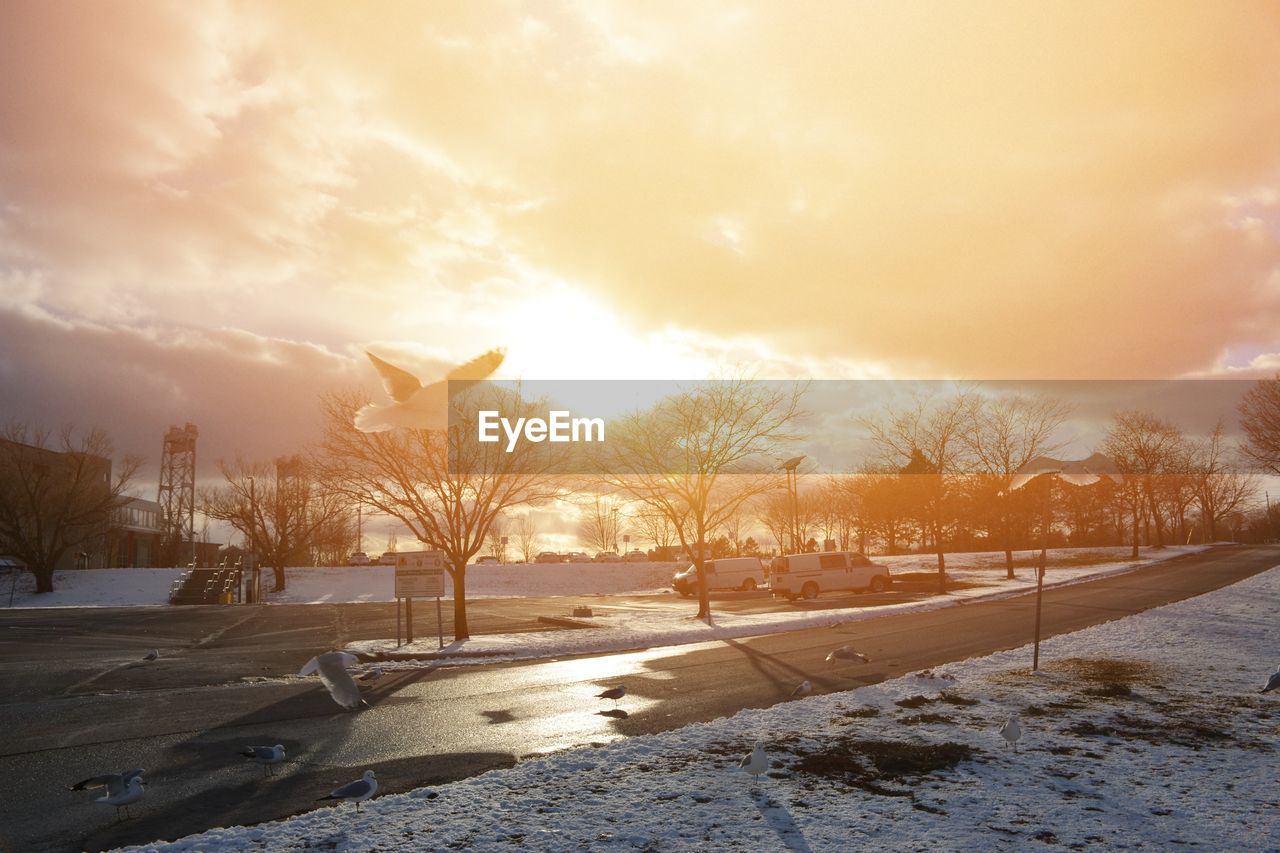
[780,456,805,554]
[1010,453,1122,671]
[248,475,260,603]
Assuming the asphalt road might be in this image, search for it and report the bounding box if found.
[1,545,1275,852]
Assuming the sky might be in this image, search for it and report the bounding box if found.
[2,1,1280,499]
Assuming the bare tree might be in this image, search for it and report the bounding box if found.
[963,393,1071,578]
[0,423,141,593]
[599,379,805,619]
[513,513,539,563]
[1103,410,1185,548]
[861,391,975,593]
[486,513,508,562]
[1239,375,1280,475]
[201,455,350,591]
[315,387,556,640]
[1193,421,1258,541]
[578,494,624,554]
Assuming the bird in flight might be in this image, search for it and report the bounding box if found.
[355,349,505,433]
[300,651,365,710]
[826,645,871,665]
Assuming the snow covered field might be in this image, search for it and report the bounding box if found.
[123,564,1280,851]
[1,545,1207,610]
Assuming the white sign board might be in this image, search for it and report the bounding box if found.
[394,550,445,598]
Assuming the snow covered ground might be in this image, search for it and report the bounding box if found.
[122,563,1280,851]
[1,545,1207,610]
[349,545,1210,664]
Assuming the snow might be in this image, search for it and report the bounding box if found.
[0,567,183,608]
[348,546,1210,665]
[119,562,1280,852]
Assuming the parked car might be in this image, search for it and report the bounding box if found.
[594,551,623,562]
[473,555,499,565]
[768,551,891,601]
[377,552,398,566]
[566,552,593,563]
[624,549,649,562]
[672,556,766,597]
[535,551,563,564]
[348,551,371,566]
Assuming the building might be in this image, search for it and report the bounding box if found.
[108,497,164,568]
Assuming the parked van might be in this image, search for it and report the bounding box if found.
[672,556,766,596]
[768,551,891,601]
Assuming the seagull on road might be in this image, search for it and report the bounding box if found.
[301,652,364,710]
[1261,665,1280,694]
[240,744,286,777]
[318,770,378,811]
[790,680,812,697]
[97,776,145,821]
[1000,715,1023,752]
[826,645,871,665]
[355,349,505,433]
[739,741,768,782]
[596,685,626,707]
[142,649,159,661]
[70,768,145,796]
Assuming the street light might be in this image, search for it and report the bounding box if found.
[1010,453,1122,671]
[780,456,806,554]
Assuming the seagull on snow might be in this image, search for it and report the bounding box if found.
[1261,665,1280,694]
[300,651,365,710]
[790,680,812,697]
[318,770,378,811]
[240,744,286,776]
[1000,715,1022,752]
[355,349,505,433]
[739,740,768,781]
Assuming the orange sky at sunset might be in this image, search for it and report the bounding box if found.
[2,1,1280,466]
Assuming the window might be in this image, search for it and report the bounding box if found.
[848,554,872,566]
[818,553,847,570]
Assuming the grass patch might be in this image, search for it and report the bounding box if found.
[899,713,954,726]
[788,736,975,796]
[895,694,937,709]
[938,691,979,706]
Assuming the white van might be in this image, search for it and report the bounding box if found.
[672,557,766,596]
[768,551,891,601]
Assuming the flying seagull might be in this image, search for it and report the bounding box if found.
[98,776,145,821]
[1000,715,1022,752]
[240,744,286,777]
[355,349,505,433]
[826,645,871,665]
[142,649,159,661]
[70,768,145,797]
[318,770,378,811]
[300,651,364,711]
[1261,665,1280,694]
[596,685,626,707]
[790,680,812,697]
[739,740,768,781]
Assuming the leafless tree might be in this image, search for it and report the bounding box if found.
[578,494,624,554]
[513,513,539,563]
[1103,410,1186,549]
[201,454,351,591]
[1193,421,1258,541]
[861,391,975,593]
[962,393,1071,578]
[314,387,557,640]
[633,506,680,554]
[1239,375,1280,475]
[0,423,141,593]
[598,379,805,619]
[486,513,508,562]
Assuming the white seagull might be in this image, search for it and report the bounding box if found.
[240,744,286,777]
[98,776,145,821]
[70,768,145,796]
[1261,665,1280,694]
[1000,715,1023,752]
[300,652,364,710]
[355,349,505,433]
[318,770,378,811]
[790,680,812,697]
[826,645,871,665]
[739,740,768,781]
[596,685,626,707]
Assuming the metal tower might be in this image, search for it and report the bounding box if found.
[157,423,198,567]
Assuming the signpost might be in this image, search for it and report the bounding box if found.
[394,550,446,649]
